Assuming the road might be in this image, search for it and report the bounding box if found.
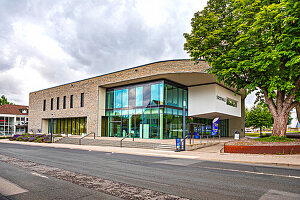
[0,142,299,200]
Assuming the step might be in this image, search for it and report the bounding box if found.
[55,137,175,150]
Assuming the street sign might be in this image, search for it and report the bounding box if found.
[176,138,181,150]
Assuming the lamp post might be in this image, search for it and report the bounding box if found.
[183,100,186,151]
[50,114,53,143]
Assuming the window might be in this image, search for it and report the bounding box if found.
[70,95,73,108]
[136,87,143,107]
[57,97,60,110]
[51,98,53,110]
[63,96,66,109]
[80,93,84,107]
[150,83,163,105]
[43,100,46,111]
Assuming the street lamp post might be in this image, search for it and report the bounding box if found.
[183,100,186,151]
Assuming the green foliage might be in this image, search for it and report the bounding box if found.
[256,135,295,142]
[184,0,299,99]
[246,104,273,129]
[0,95,14,106]
[0,136,11,139]
[184,0,299,136]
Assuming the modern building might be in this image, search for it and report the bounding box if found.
[29,59,246,139]
[0,104,29,136]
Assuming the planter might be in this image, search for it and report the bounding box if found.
[224,144,300,154]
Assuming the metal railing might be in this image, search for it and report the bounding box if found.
[79,132,96,145]
[52,132,68,143]
[187,133,221,145]
[120,132,134,148]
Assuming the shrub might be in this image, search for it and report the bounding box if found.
[256,136,295,142]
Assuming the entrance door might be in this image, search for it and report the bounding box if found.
[110,121,122,137]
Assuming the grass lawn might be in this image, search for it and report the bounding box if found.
[245,132,267,137]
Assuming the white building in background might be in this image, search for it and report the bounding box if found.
[289,108,299,129]
[0,104,29,136]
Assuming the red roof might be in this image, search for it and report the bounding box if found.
[0,104,29,115]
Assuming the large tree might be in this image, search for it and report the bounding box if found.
[184,0,299,136]
[246,104,273,136]
[0,95,14,106]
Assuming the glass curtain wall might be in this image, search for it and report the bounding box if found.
[104,80,188,139]
[0,116,15,135]
[48,117,87,135]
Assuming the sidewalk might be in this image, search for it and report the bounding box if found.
[1,139,299,168]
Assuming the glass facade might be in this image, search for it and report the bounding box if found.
[48,117,87,135]
[103,80,188,139]
[0,117,15,135]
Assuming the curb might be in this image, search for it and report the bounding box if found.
[1,140,300,168]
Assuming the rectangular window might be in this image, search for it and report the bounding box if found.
[151,83,163,106]
[122,89,128,108]
[51,98,53,110]
[80,93,84,107]
[128,88,135,107]
[106,91,114,109]
[57,97,60,110]
[115,90,122,108]
[43,100,46,111]
[136,87,143,107]
[63,96,66,109]
[70,95,73,108]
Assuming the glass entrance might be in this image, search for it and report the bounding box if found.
[109,121,122,137]
[188,123,206,138]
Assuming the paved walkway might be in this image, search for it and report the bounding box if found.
[1,139,299,168]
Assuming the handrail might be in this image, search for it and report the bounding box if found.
[52,132,66,143]
[79,132,96,145]
[120,132,134,148]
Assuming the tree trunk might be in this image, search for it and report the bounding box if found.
[260,127,262,137]
[272,114,289,137]
[296,104,300,124]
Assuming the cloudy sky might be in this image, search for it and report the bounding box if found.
[0,0,255,107]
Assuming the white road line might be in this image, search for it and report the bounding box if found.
[259,189,300,200]
[139,152,199,159]
[31,172,49,179]
[0,176,28,196]
[201,166,300,179]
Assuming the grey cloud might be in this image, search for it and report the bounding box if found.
[0,0,206,105]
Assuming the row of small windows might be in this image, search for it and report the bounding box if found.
[43,93,84,111]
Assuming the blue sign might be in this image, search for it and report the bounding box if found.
[211,117,219,136]
[176,138,181,150]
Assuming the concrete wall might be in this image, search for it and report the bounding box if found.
[228,98,245,137]
[188,84,241,117]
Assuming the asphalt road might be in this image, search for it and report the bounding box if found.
[0,142,300,200]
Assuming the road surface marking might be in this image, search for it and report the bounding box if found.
[0,176,28,196]
[200,166,300,179]
[139,152,199,159]
[31,172,49,179]
[259,189,300,200]
[155,158,203,166]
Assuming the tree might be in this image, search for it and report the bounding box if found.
[246,104,273,136]
[0,95,14,106]
[184,0,300,136]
